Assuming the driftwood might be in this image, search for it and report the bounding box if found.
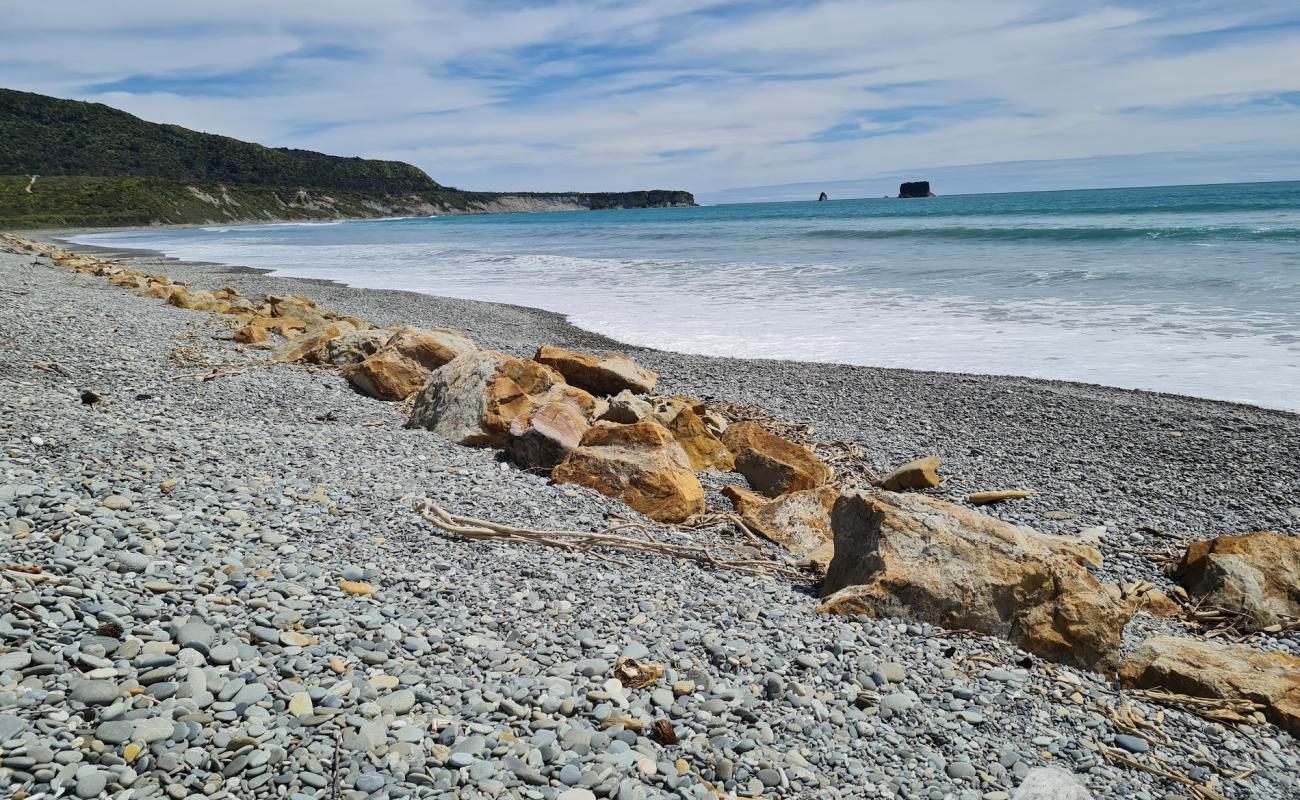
[417,500,813,580]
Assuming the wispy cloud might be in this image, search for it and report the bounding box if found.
[2,1,1298,197]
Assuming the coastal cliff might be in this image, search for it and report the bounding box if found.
[0,88,694,228]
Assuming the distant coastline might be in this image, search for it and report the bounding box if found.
[0,87,695,229]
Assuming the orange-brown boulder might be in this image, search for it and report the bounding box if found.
[722,485,836,563]
[818,491,1132,674]
[1121,637,1300,734]
[342,327,476,400]
[535,345,658,396]
[407,350,584,447]
[721,421,830,497]
[552,421,704,523]
[666,407,734,472]
[232,325,268,344]
[880,456,941,491]
[1167,531,1300,630]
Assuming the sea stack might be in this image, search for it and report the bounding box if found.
[898,181,935,198]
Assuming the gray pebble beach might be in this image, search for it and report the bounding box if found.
[1,238,1297,800]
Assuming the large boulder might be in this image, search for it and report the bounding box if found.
[303,329,391,367]
[552,421,704,523]
[721,421,831,497]
[818,491,1132,674]
[1121,637,1300,734]
[271,321,359,363]
[342,327,476,400]
[406,350,582,447]
[535,345,658,396]
[506,399,592,471]
[1166,531,1299,630]
[722,485,836,563]
[666,407,734,472]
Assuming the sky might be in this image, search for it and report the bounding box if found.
[4,1,1300,202]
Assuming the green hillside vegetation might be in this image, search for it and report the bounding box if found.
[0,88,694,228]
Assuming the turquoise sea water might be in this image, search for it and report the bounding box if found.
[72,181,1300,411]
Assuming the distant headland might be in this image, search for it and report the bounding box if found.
[0,88,695,228]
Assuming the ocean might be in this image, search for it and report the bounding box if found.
[69,180,1300,411]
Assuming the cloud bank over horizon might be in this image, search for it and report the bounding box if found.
[4,1,1299,199]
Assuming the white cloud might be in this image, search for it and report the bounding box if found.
[2,1,1298,194]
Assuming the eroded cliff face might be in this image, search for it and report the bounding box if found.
[469,195,591,214]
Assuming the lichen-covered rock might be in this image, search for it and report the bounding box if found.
[1121,636,1300,734]
[270,320,358,363]
[302,329,391,367]
[552,421,704,523]
[535,345,658,396]
[722,485,836,563]
[342,326,476,400]
[1167,531,1300,630]
[600,389,653,424]
[406,350,575,447]
[879,455,941,491]
[818,491,1132,674]
[721,420,831,497]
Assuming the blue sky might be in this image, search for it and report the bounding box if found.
[4,1,1300,201]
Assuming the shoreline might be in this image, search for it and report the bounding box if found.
[2,235,1298,798]
[40,232,1300,554]
[49,231,1298,420]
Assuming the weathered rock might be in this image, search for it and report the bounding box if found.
[1121,637,1300,734]
[818,491,1132,674]
[722,485,836,562]
[535,345,657,396]
[1166,531,1300,630]
[1121,584,1183,618]
[271,320,358,363]
[552,421,704,523]
[267,294,329,327]
[646,395,696,428]
[342,326,476,400]
[721,421,831,497]
[1011,767,1093,800]
[666,407,733,472]
[601,390,653,424]
[303,329,391,367]
[879,456,941,491]
[506,399,591,470]
[232,325,268,344]
[407,350,576,447]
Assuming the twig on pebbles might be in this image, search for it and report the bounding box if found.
[1100,748,1229,800]
[331,728,341,800]
[170,367,249,382]
[33,360,72,378]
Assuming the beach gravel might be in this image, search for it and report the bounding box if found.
[0,242,1297,799]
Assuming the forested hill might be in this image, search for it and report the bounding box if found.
[0,88,695,228]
